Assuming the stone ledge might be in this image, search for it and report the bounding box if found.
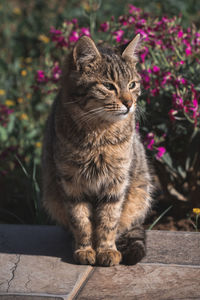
[0,225,199,300]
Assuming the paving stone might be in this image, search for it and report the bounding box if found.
[0,225,200,300]
[144,230,200,265]
[0,225,92,298]
[0,296,62,300]
[76,264,200,300]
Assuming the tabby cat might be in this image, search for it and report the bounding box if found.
[42,34,152,266]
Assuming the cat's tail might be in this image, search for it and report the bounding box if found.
[116,225,146,265]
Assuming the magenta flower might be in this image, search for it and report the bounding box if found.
[80,27,90,37]
[180,78,187,84]
[50,27,68,47]
[113,29,124,43]
[161,72,172,86]
[100,22,109,32]
[52,64,62,82]
[150,88,159,96]
[145,133,155,150]
[172,94,184,109]
[185,45,192,56]
[178,31,184,38]
[0,104,13,127]
[141,71,150,90]
[140,47,149,62]
[156,147,166,159]
[119,16,128,26]
[168,109,178,121]
[69,31,79,43]
[152,65,160,73]
[72,18,78,24]
[50,27,62,35]
[135,29,148,40]
[36,70,47,83]
[129,4,141,14]
[128,16,135,24]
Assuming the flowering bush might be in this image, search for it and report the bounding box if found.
[34,4,200,204]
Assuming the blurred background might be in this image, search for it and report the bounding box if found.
[0,0,200,230]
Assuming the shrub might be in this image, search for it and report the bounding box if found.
[33,4,200,204]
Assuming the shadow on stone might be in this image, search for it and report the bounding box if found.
[0,224,75,265]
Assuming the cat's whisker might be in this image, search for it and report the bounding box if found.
[78,111,104,125]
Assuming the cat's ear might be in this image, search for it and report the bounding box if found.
[121,34,141,62]
[73,36,101,70]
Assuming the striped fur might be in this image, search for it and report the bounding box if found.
[42,36,152,266]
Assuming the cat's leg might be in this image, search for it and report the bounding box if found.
[43,168,95,265]
[66,200,96,265]
[117,181,151,265]
[95,198,123,266]
[42,169,69,227]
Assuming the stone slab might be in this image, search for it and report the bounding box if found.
[144,230,200,265]
[0,296,62,300]
[0,225,92,299]
[76,264,200,300]
[0,225,200,299]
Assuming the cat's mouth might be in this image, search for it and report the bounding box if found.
[116,106,133,116]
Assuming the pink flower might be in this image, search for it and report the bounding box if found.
[50,27,68,47]
[161,72,172,86]
[119,16,128,26]
[178,31,184,38]
[80,27,90,36]
[150,88,159,96]
[168,109,178,121]
[128,16,135,24]
[140,47,149,62]
[172,94,184,109]
[152,65,160,73]
[145,133,155,150]
[113,29,124,43]
[0,104,14,127]
[50,27,62,35]
[129,4,141,14]
[135,29,148,40]
[100,22,109,32]
[36,70,47,83]
[185,45,192,56]
[52,64,62,82]
[72,18,78,24]
[156,147,166,159]
[69,31,79,43]
[180,78,187,84]
[141,71,150,90]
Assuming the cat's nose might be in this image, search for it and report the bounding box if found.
[123,100,133,109]
[120,92,133,109]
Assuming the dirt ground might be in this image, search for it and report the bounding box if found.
[144,194,197,231]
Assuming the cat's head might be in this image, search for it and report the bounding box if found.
[68,35,141,123]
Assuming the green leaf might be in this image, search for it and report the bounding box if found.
[148,205,173,230]
[0,126,8,142]
[7,114,16,134]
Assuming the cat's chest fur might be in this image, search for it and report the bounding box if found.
[56,126,133,197]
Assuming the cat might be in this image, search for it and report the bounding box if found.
[42,34,152,266]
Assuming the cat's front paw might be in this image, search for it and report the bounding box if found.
[97,249,122,267]
[74,248,96,265]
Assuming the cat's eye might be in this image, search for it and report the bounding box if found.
[102,82,116,91]
[128,81,136,90]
